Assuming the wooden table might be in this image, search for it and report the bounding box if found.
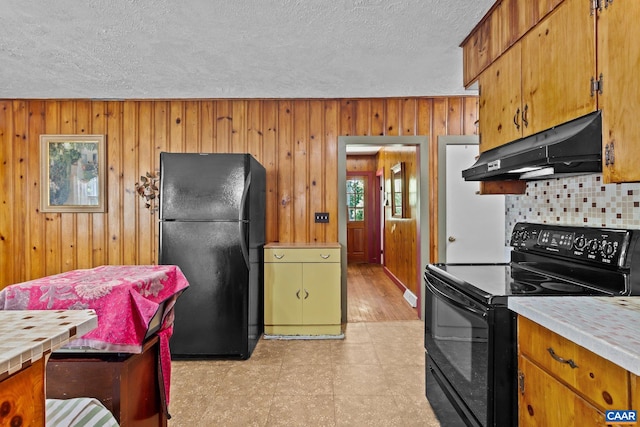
[0,310,97,426]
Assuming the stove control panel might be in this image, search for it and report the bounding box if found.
[510,222,635,267]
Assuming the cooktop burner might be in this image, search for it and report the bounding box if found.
[426,262,611,305]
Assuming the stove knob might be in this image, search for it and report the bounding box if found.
[587,239,600,253]
[574,235,587,250]
[602,241,617,258]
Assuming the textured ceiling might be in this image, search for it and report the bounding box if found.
[1,0,493,99]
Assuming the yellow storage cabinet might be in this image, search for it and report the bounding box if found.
[264,243,342,336]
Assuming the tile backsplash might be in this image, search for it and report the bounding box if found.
[505,174,640,240]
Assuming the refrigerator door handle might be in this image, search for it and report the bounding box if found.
[239,221,250,269]
[238,170,252,269]
[240,171,251,222]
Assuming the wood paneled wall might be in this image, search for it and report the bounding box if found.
[0,97,478,289]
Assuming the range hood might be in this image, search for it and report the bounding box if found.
[462,111,602,181]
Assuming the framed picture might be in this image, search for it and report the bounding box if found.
[390,162,406,218]
[40,134,106,213]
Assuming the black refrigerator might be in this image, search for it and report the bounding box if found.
[158,153,266,359]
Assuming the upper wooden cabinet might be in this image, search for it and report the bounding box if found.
[478,0,597,150]
[598,2,640,183]
[520,0,597,136]
[466,0,640,184]
[462,0,565,87]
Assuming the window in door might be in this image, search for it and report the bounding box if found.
[346,177,365,221]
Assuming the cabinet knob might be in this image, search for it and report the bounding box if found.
[448,236,456,242]
[274,253,285,259]
[304,289,309,299]
[320,254,330,259]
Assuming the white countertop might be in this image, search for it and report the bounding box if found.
[508,297,640,376]
[0,309,98,378]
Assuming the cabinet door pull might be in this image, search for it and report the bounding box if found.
[296,290,301,299]
[522,104,529,128]
[547,347,578,369]
[274,253,285,259]
[320,254,331,259]
[304,289,309,299]
[513,108,521,130]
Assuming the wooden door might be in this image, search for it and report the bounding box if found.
[598,1,640,183]
[521,0,597,136]
[478,45,523,151]
[346,172,375,264]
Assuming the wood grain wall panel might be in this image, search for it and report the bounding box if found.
[26,101,46,281]
[183,101,200,153]
[200,101,215,153]
[75,102,92,270]
[346,155,377,172]
[401,98,416,135]
[106,101,123,266]
[340,100,354,136]
[0,101,13,286]
[277,101,293,244]
[262,101,278,243]
[137,101,154,265]
[323,100,339,243]
[385,99,400,136]
[293,100,309,242]
[0,97,478,290]
[463,97,479,136]
[12,101,27,283]
[354,100,370,136]
[91,101,108,268]
[309,100,325,243]
[215,100,232,153]
[247,100,263,161]
[59,101,78,271]
[371,99,385,136]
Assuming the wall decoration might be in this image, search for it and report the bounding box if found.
[40,134,106,213]
[390,162,406,218]
[135,170,160,214]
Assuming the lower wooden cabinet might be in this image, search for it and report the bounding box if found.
[517,316,631,426]
[0,357,45,427]
[264,243,341,336]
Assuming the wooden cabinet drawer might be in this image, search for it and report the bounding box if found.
[264,248,340,263]
[518,316,629,412]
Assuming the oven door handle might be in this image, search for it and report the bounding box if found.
[425,279,488,319]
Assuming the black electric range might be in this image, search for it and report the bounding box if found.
[424,222,640,427]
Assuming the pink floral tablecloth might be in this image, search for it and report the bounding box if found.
[0,265,190,410]
[0,264,189,353]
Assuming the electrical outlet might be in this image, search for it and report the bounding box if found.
[314,212,329,223]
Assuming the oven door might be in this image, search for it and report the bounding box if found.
[424,271,515,427]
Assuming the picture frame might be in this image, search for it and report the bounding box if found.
[390,162,406,218]
[40,134,106,213]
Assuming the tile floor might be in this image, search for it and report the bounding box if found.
[168,320,441,426]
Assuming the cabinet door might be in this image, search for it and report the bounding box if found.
[264,262,302,325]
[519,356,613,427]
[479,45,523,151]
[302,263,341,325]
[598,1,640,183]
[521,0,597,136]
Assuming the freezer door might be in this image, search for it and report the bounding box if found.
[160,221,251,357]
[159,153,249,221]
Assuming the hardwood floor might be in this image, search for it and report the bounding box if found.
[347,263,419,322]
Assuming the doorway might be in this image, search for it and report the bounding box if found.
[338,136,429,321]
